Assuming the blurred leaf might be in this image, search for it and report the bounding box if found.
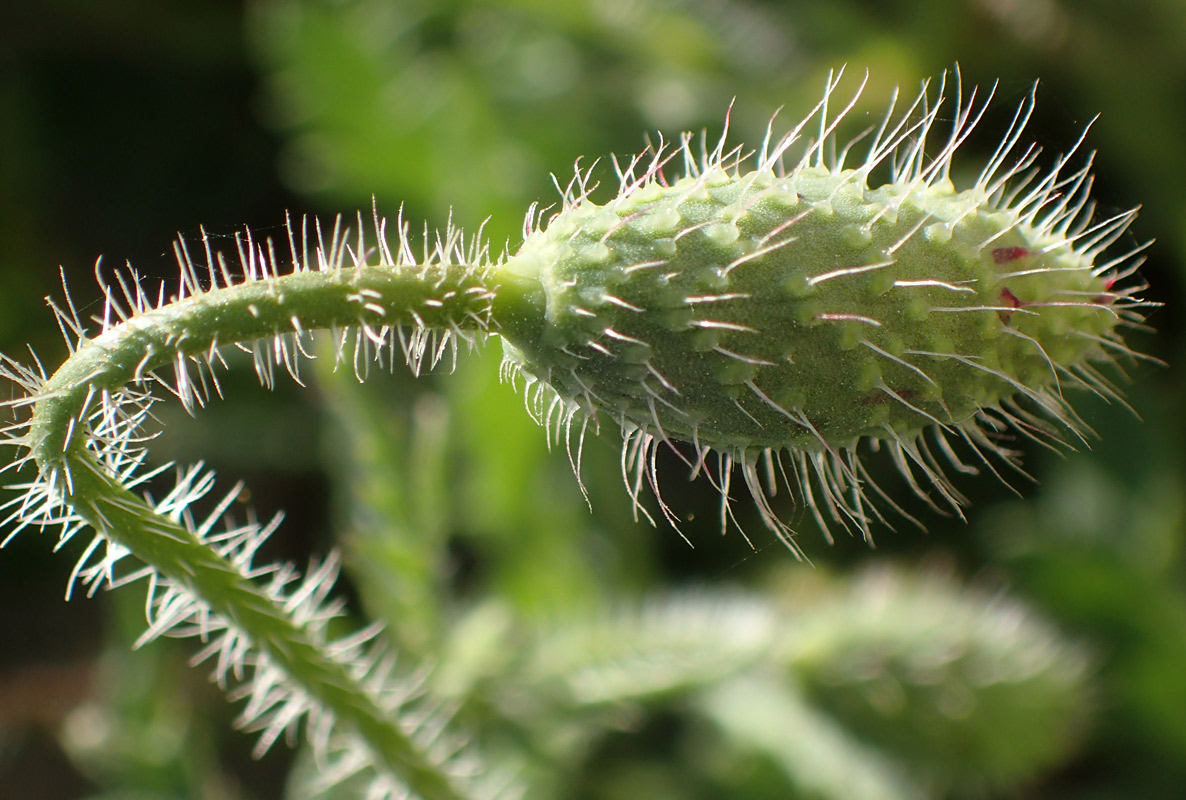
[699,673,921,800]
[782,566,1093,789]
[518,590,777,707]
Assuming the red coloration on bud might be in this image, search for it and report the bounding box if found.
[1090,275,1120,305]
[993,246,1031,264]
[997,287,1024,324]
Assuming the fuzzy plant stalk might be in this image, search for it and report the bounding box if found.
[0,71,1151,798]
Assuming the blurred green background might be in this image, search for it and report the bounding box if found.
[1,1,1184,798]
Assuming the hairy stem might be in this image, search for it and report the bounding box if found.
[30,263,492,465]
[24,261,497,800]
[69,453,466,800]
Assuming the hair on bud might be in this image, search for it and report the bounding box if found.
[492,68,1154,554]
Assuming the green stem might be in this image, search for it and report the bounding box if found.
[31,263,493,465]
[26,262,497,800]
[70,454,466,800]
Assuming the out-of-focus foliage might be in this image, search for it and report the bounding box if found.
[2,0,1184,798]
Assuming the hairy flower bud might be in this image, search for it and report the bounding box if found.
[493,72,1150,549]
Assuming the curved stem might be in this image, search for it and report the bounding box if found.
[21,261,498,800]
[30,263,493,466]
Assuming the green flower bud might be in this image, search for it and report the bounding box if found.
[492,73,1150,549]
